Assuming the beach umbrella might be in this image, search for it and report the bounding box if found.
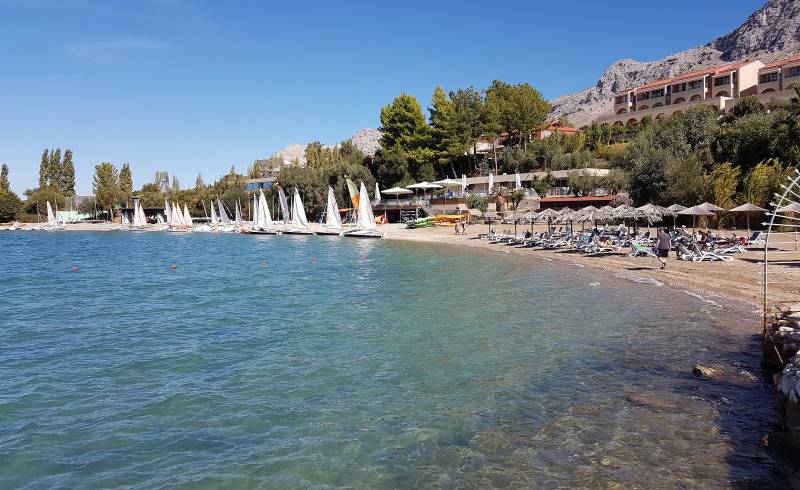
[678,205,715,232]
[406,182,442,218]
[515,172,522,189]
[536,208,560,235]
[374,182,382,203]
[461,174,467,196]
[666,204,686,227]
[776,202,800,213]
[699,202,725,212]
[488,173,494,194]
[383,187,413,222]
[728,202,767,234]
[433,179,463,209]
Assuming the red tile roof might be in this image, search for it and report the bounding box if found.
[760,54,800,71]
[615,61,754,95]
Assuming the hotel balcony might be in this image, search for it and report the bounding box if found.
[669,85,705,105]
[596,95,729,126]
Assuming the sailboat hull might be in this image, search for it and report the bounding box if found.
[244,229,281,235]
[282,228,315,235]
[343,229,385,239]
[316,229,343,236]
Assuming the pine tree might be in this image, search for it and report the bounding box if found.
[119,163,133,204]
[39,149,49,188]
[92,162,120,210]
[61,149,75,195]
[49,148,62,189]
[171,175,181,193]
[0,163,9,191]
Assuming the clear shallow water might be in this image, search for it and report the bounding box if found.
[0,232,784,488]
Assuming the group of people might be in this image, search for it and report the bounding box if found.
[454,219,467,235]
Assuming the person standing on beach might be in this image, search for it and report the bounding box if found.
[655,227,672,270]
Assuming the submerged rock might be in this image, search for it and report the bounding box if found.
[692,365,724,379]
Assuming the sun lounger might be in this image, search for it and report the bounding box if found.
[585,236,621,255]
[690,243,733,262]
[628,241,658,258]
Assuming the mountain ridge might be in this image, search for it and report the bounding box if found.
[551,0,800,127]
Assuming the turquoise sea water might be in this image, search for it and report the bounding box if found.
[0,232,785,488]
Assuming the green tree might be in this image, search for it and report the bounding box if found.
[0,163,9,192]
[38,149,49,188]
[61,149,75,195]
[734,96,761,118]
[429,86,457,176]
[49,148,61,189]
[739,159,789,208]
[376,93,435,186]
[531,172,555,198]
[24,187,66,216]
[119,163,133,205]
[0,190,22,222]
[92,162,120,211]
[154,171,170,193]
[449,87,485,175]
[171,175,181,193]
[704,162,740,209]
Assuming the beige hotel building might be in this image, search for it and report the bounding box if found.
[596,54,800,125]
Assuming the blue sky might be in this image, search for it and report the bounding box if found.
[0,0,764,194]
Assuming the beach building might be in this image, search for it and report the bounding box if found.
[245,176,276,191]
[119,206,166,224]
[596,60,765,125]
[463,168,610,196]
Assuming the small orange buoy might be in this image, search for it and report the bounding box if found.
[71,266,79,273]
[170,264,177,270]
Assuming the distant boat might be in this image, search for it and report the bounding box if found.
[284,188,314,235]
[164,199,172,225]
[246,189,279,234]
[344,181,384,238]
[318,187,343,236]
[218,199,232,226]
[234,199,242,224]
[277,186,291,228]
[43,201,63,230]
[210,200,219,224]
[183,204,194,227]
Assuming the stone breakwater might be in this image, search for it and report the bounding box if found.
[764,303,800,454]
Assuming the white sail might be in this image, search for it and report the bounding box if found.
[257,189,272,227]
[290,188,309,229]
[210,201,219,224]
[218,199,231,225]
[278,187,290,225]
[325,187,342,229]
[251,194,260,229]
[164,199,172,225]
[183,203,193,226]
[132,200,146,226]
[234,199,242,224]
[357,181,377,230]
[46,201,57,226]
[172,202,184,226]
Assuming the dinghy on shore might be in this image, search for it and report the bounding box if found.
[344,182,384,239]
[246,189,280,234]
[284,188,314,235]
[318,187,343,236]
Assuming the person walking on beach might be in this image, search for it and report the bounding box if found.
[655,227,672,270]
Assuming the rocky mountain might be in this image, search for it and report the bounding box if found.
[551,0,800,127]
[271,128,383,167]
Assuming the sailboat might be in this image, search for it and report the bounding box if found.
[277,186,291,229]
[246,189,279,234]
[234,199,242,225]
[317,187,343,236]
[167,201,192,232]
[164,199,172,225]
[43,201,63,230]
[217,198,236,232]
[344,181,384,238]
[210,200,219,225]
[284,187,314,235]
